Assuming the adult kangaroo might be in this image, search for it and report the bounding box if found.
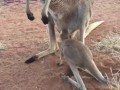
[25,0,103,63]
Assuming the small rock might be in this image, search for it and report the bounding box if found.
[40,60,45,64]
[112,45,120,51]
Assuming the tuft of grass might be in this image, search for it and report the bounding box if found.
[92,32,120,63]
[0,42,6,51]
[108,68,120,90]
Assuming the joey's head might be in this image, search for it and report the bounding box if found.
[60,30,71,41]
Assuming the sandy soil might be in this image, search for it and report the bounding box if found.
[0,0,120,90]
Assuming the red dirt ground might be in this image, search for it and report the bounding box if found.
[0,0,120,90]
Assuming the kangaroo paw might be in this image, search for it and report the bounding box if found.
[41,16,49,24]
[27,12,35,21]
[25,55,38,64]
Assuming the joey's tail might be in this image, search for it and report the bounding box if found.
[86,60,116,87]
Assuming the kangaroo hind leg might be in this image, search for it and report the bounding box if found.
[25,14,58,64]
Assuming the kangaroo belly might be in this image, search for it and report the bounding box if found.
[48,0,91,33]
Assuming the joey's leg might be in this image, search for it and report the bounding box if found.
[69,63,87,90]
[64,66,73,77]
[62,63,87,90]
[56,50,63,66]
[56,41,65,66]
[62,75,80,89]
[26,0,35,20]
[25,14,58,64]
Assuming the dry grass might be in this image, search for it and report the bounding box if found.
[92,32,120,89]
[108,68,120,90]
[92,32,120,63]
[0,41,6,51]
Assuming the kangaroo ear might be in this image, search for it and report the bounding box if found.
[41,15,49,24]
